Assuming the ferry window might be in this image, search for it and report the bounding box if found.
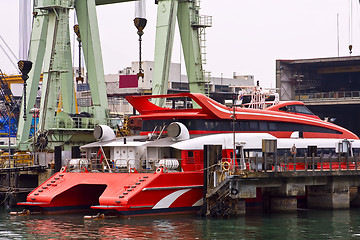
[188,151,194,157]
[239,121,249,131]
[269,122,277,131]
[215,121,220,130]
[259,121,268,131]
[187,120,192,128]
[294,105,314,115]
[279,105,314,115]
[249,121,259,131]
[204,121,209,130]
[279,105,294,113]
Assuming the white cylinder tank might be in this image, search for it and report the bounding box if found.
[157,158,180,170]
[93,125,116,142]
[68,158,89,171]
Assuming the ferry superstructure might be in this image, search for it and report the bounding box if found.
[17,93,359,216]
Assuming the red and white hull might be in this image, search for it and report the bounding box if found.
[19,169,204,216]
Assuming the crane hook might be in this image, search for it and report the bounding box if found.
[134,17,147,80]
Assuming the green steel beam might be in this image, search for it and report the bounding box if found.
[75,0,108,121]
[38,11,58,132]
[17,11,49,150]
[152,0,205,107]
[59,8,77,115]
[177,0,205,94]
[38,7,75,132]
[152,0,178,107]
[95,0,137,5]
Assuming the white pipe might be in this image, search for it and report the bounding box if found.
[19,0,32,60]
[135,0,146,19]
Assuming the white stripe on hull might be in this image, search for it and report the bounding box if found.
[152,189,191,209]
[192,198,203,207]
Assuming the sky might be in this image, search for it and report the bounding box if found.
[0,0,359,88]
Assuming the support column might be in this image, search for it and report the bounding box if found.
[177,0,205,94]
[230,199,246,215]
[270,196,297,211]
[350,187,360,207]
[17,11,49,150]
[75,0,108,121]
[152,0,178,107]
[307,181,350,209]
[263,182,305,212]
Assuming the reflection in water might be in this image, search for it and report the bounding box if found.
[2,208,360,239]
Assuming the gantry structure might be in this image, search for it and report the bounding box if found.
[17,0,211,151]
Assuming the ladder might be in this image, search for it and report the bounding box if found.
[190,0,212,96]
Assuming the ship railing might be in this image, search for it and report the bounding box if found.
[211,154,360,188]
[297,91,360,101]
[217,154,360,175]
[65,158,182,173]
[0,153,34,169]
[51,117,119,131]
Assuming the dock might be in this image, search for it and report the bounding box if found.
[203,145,360,217]
[0,153,53,207]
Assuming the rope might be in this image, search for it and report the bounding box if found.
[0,188,16,205]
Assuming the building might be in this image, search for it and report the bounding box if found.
[81,61,255,115]
[276,56,360,136]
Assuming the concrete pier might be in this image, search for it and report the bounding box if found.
[350,187,360,207]
[0,167,49,207]
[307,180,350,209]
[270,196,297,211]
[205,154,360,216]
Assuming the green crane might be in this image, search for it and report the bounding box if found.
[16,0,210,151]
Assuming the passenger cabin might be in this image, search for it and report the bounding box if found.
[127,93,358,140]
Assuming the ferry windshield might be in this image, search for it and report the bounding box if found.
[279,105,314,115]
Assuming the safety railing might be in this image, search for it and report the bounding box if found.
[192,14,213,28]
[0,153,34,169]
[51,117,119,131]
[297,91,360,101]
[64,158,182,173]
[217,154,360,175]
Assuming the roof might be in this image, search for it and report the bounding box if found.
[278,55,360,68]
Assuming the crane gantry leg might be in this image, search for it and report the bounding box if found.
[178,1,206,95]
[152,0,179,107]
[75,0,109,120]
[17,0,109,151]
[39,6,75,132]
[152,0,209,107]
[17,10,49,150]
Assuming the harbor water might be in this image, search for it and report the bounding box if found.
[1,207,360,239]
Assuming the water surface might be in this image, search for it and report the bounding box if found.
[1,207,360,239]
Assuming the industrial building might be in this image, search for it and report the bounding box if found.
[276,55,360,136]
[77,61,255,115]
